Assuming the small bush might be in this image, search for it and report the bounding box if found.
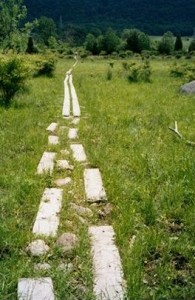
[106,67,113,80]
[127,60,152,83]
[0,57,28,106]
[170,63,195,82]
[34,56,56,77]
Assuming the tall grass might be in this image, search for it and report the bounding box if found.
[76,57,195,299]
[0,57,94,299]
[0,55,194,299]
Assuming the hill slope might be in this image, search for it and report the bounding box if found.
[24,0,195,35]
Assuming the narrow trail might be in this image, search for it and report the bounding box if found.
[18,56,126,300]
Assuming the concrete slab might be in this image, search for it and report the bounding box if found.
[46,123,58,133]
[48,135,59,145]
[33,188,63,237]
[37,152,56,175]
[68,128,78,139]
[70,144,87,162]
[84,169,107,202]
[89,226,125,300]
[69,74,81,117]
[18,277,54,300]
[62,74,70,117]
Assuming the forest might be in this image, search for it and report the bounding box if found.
[24,0,195,35]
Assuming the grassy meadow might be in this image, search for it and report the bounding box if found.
[0,54,195,299]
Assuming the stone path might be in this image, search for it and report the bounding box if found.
[84,168,107,203]
[37,152,56,175]
[18,57,125,299]
[32,188,63,237]
[18,278,54,300]
[89,226,125,300]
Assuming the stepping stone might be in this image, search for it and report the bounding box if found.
[56,232,78,255]
[89,226,125,300]
[48,135,59,145]
[62,74,70,117]
[69,74,81,117]
[32,188,63,237]
[54,177,72,187]
[72,118,80,125]
[46,122,58,133]
[68,128,78,140]
[18,277,54,300]
[56,160,74,170]
[37,152,56,175]
[70,202,93,217]
[84,169,107,203]
[26,240,50,257]
[70,144,87,162]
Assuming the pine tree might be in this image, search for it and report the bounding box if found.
[174,35,183,51]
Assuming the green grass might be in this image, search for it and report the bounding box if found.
[0,56,94,300]
[0,55,195,299]
[76,57,195,299]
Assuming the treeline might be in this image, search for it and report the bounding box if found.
[0,1,195,56]
[23,0,195,36]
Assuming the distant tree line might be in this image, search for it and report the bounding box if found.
[0,0,195,56]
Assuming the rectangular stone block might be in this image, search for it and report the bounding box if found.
[84,169,107,202]
[70,144,87,162]
[48,135,59,145]
[89,226,125,300]
[62,75,70,117]
[37,152,56,175]
[33,188,63,237]
[69,74,81,117]
[68,128,78,140]
[46,123,58,133]
[18,277,54,300]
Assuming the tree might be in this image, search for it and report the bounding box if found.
[0,0,27,48]
[158,31,174,54]
[85,33,98,55]
[174,35,183,51]
[188,39,195,52]
[102,28,120,54]
[124,29,150,53]
[35,16,57,46]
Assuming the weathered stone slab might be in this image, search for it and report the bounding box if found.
[37,152,56,175]
[46,122,58,133]
[18,277,54,300]
[62,75,70,117]
[89,226,125,300]
[32,188,63,237]
[84,169,107,202]
[69,74,81,117]
[70,144,87,162]
[68,128,78,139]
[48,135,59,145]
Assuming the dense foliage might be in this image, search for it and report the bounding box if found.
[24,0,195,35]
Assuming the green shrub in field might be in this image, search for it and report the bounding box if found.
[34,55,56,77]
[0,57,28,106]
[126,60,152,83]
[170,63,195,82]
[106,67,113,80]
